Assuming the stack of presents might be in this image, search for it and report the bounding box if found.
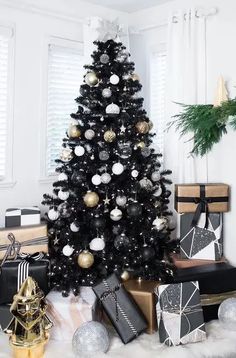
[0,183,236,347]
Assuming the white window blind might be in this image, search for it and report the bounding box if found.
[46,44,84,175]
[0,33,10,180]
[149,50,167,157]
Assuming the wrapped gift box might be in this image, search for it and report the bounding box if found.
[46,288,100,341]
[156,281,206,346]
[175,183,229,213]
[180,213,223,260]
[0,305,12,331]
[0,224,48,260]
[93,273,147,344]
[5,207,41,227]
[124,279,158,334]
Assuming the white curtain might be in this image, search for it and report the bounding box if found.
[165,8,208,184]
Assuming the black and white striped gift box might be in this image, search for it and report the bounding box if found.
[5,207,41,228]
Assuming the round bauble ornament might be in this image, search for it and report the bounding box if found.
[68,125,81,138]
[101,172,111,184]
[131,169,139,178]
[72,321,110,357]
[117,50,129,63]
[104,129,116,142]
[148,120,154,130]
[139,178,153,191]
[142,246,155,262]
[70,221,80,232]
[112,224,122,235]
[116,195,127,207]
[127,202,142,218]
[121,270,130,281]
[102,88,112,98]
[77,250,94,268]
[105,103,120,115]
[100,53,109,64]
[58,173,68,181]
[91,174,101,186]
[71,170,86,185]
[84,129,95,140]
[89,237,105,251]
[153,217,168,231]
[112,162,124,175]
[218,298,236,330]
[141,147,151,157]
[60,148,73,162]
[99,151,109,161]
[151,171,161,182]
[58,190,69,201]
[48,208,59,221]
[135,121,149,134]
[91,216,106,230]
[110,74,119,85]
[110,207,122,221]
[58,202,72,218]
[118,142,132,159]
[62,245,74,257]
[85,72,99,86]
[83,191,99,208]
[153,186,163,197]
[136,141,145,149]
[114,233,130,250]
[131,73,140,82]
[74,145,85,157]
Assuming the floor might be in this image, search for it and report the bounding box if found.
[1,320,236,357]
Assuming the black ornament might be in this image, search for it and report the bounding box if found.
[71,170,86,185]
[91,216,106,229]
[114,233,131,250]
[142,246,155,262]
[127,202,142,218]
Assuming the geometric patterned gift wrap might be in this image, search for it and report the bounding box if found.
[155,282,206,346]
[180,213,223,260]
[5,207,41,227]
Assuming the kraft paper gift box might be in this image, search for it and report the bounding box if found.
[5,207,41,227]
[171,253,227,269]
[156,281,206,346]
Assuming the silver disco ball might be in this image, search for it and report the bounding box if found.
[218,298,236,331]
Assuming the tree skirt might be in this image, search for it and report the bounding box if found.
[1,321,236,358]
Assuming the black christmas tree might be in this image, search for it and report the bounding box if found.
[42,39,174,295]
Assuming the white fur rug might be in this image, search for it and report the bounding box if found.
[1,320,236,358]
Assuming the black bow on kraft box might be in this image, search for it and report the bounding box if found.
[93,273,147,344]
[156,281,206,346]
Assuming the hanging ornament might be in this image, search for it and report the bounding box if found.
[71,170,86,185]
[104,129,116,142]
[58,173,68,181]
[127,202,142,218]
[68,125,81,138]
[118,142,132,159]
[112,162,124,175]
[101,172,111,184]
[99,151,109,161]
[48,208,59,221]
[58,190,70,201]
[141,147,151,157]
[91,174,102,186]
[74,145,85,157]
[89,237,105,251]
[83,191,99,207]
[58,202,72,218]
[85,72,99,86]
[84,129,95,140]
[153,186,163,197]
[131,73,140,82]
[148,121,154,130]
[120,124,126,133]
[103,195,111,205]
[110,74,119,85]
[100,54,110,64]
[135,121,149,134]
[116,50,129,63]
[102,88,112,98]
[91,216,106,229]
[136,141,145,149]
[116,195,127,207]
[62,245,74,257]
[139,178,153,191]
[153,217,168,231]
[105,103,120,115]
[114,233,130,250]
[70,221,80,232]
[142,245,155,262]
[77,250,94,268]
[120,270,130,281]
[110,207,122,221]
[60,148,73,162]
[151,171,161,182]
[131,169,139,178]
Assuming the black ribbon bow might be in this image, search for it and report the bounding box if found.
[100,283,121,322]
[191,185,211,229]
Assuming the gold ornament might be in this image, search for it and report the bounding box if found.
[68,125,81,138]
[131,73,140,82]
[78,250,94,268]
[136,141,145,149]
[121,270,130,282]
[60,148,73,162]
[4,277,52,358]
[85,72,99,86]
[135,121,149,134]
[148,120,154,130]
[83,191,99,207]
[104,129,116,142]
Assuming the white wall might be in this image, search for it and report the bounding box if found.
[129,0,236,264]
[0,0,128,226]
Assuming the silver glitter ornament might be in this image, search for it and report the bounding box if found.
[102,88,112,98]
[101,172,111,184]
[99,151,109,161]
[105,103,120,115]
[110,207,122,221]
[118,142,132,159]
[141,147,151,157]
[58,202,72,218]
[116,50,129,63]
[72,321,110,357]
[139,178,153,191]
[84,129,95,140]
[153,217,168,231]
[100,54,110,64]
[218,298,236,331]
[116,195,127,207]
[151,171,161,182]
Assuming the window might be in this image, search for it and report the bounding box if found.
[149,50,167,157]
[46,43,84,176]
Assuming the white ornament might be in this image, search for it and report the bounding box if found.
[58,190,70,201]
[91,174,102,186]
[105,103,120,115]
[110,74,119,85]
[74,145,85,157]
[84,129,95,140]
[89,238,105,251]
[151,171,161,182]
[131,169,139,178]
[152,217,167,231]
[58,173,68,181]
[48,208,59,221]
[218,298,236,330]
[116,195,127,207]
[153,186,163,197]
[70,221,80,232]
[101,173,111,184]
[110,208,122,221]
[112,162,124,175]
[102,88,112,98]
[62,245,74,257]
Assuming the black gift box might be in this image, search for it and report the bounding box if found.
[0,257,50,304]
[0,305,12,331]
[93,273,147,344]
